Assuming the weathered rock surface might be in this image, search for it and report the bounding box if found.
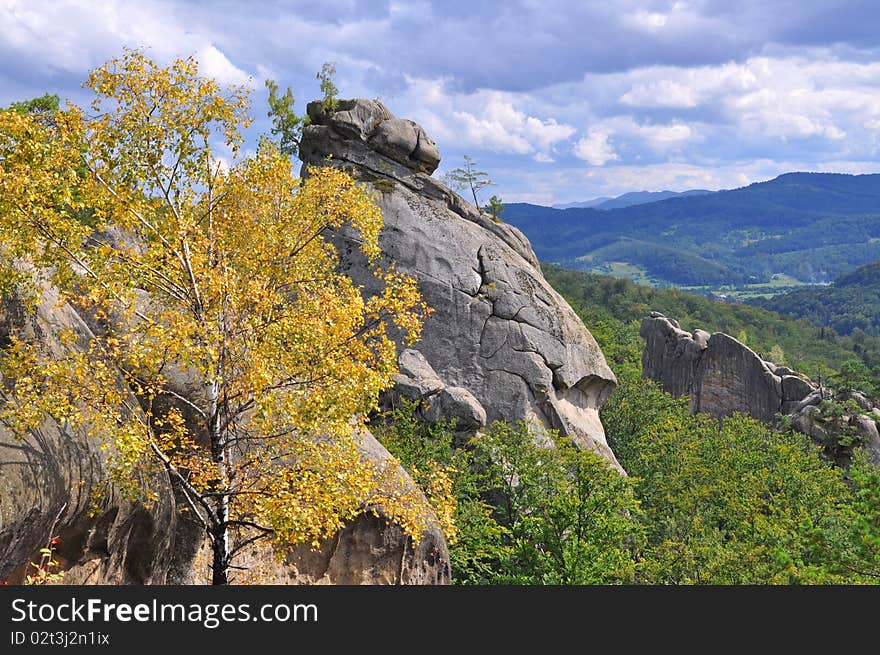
[0,283,450,585]
[0,286,180,585]
[301,99,620,469]
[641,313,815,420]
[641,313,880,467]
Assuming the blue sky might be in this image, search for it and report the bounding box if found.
[3,1,880,205]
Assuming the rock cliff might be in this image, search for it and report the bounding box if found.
[300,98,620,468]
[641,312,880,467]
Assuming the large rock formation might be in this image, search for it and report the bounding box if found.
[641,312,880,466]
[641,313,811,420]
[300,99,620,468]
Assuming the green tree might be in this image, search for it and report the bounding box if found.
[471,422,641,584]
[0,50,439,585]
[379,409,642,585]
[767,344,785,365]
[446,155,494,209]
[602,374,857,583]
[484,195,504,221]
[264,79,304,156]
[317,61,339,114]
[8,93,59,125]
[831,359,875,396]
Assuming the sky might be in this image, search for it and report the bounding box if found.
[3,1,880,205]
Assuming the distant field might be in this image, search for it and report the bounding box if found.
[589,261,658,286]
[681,274,828,301]
[578,262,824,301]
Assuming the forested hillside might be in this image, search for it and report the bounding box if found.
[542,265,880,374]
[754,260,880,337]
[505,173,880,288]
[376,263,880,585]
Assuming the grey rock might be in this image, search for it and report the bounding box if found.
[300,99,541,270]
[393,348,445,399]
[370,118,440,174]
[842,391,873,412]
[782,375,815,402]
[642,314,880,468]
[692,329,711,349]
[0,285,179,585]
[790,404,828,444]
[796,390,824,413]
[851,414,880,464]
[641,315,816,422]
[302,99,620,470]
[306,98,393,142]
[424,386,487,431]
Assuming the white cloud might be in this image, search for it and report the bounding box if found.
[451,94,575,155]
[196,44,253,87]
[396,82,574,159]
[0,0,254,87]
[573,128,618,165]
[628,11,669,32]
[620,80,699,108]
[573,117,699,163]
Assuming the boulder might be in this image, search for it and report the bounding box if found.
[424,386,487,432]
[301,99,620,470]
[642,313,880,468]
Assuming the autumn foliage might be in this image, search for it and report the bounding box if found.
[0,51,444,584]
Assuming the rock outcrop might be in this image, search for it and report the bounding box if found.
[0,286,180,585]
[641,313,811,420]
[641,312,880,466]
[0,282,450,585]
[300,99,620,468]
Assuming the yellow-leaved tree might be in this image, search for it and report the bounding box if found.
[0,51,449,584]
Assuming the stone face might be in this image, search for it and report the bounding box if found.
[301,99,620,469]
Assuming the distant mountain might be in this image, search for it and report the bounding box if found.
[752,260,880,336]
[594,189,712,210]
[504,172,880,288]
[553,197,613,209]
[552,189,711,210]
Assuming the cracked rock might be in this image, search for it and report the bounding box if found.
[301,99,620,470]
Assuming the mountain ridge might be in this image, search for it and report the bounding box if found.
[553,189,711,210]
[504,172,880,288]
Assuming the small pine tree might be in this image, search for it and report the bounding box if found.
[484,195,504,222]
[446,155,494,209]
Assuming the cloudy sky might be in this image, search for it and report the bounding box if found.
[3,1,880,205]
